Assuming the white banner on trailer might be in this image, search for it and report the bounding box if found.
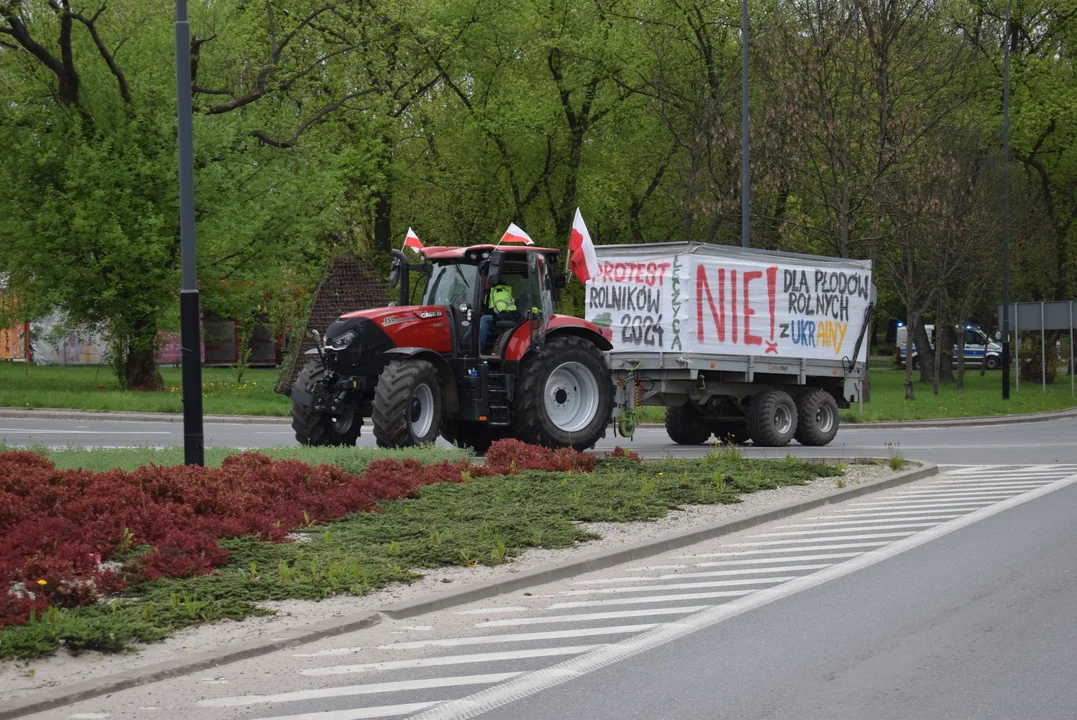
[585,249,872,364]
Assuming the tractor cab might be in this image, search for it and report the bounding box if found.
[291,243,613,454]
[390,245,558,358]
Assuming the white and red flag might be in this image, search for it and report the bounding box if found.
[569,208,599,284]
[499,222,534,245]
[403,227,423,251]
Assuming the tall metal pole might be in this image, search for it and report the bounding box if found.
[1000,0,1012,401]
[740,0,750,249]
[175,0,204,465]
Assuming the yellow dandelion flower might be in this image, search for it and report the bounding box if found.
[36,579,47,586]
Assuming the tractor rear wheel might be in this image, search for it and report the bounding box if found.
[372,360,443,447]
[665,405,712,445]
[291,362,362,446]
[441,422,510,455]
[511,335,613,450]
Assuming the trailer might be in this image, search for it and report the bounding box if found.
[586,243,874,447]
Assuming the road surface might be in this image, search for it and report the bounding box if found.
[1,416,1076,466]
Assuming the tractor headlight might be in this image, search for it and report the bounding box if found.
[326,329,359,351]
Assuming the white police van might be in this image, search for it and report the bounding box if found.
[895,324,1002,370]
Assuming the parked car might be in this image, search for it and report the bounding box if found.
[896,324,1002,370]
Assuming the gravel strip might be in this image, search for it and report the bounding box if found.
[0,461,896,700]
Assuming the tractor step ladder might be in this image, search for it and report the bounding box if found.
[488,373,511,425]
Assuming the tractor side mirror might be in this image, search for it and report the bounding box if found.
[390,249,409,305]
[487,250,506,286]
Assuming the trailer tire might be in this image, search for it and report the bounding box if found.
[665,405,712,445]
[372,360,442,447]
[441,422,510,455]
[794,389,839,447]
[747,390,798,447]
[511,335,613,450]
[291,362,362,446]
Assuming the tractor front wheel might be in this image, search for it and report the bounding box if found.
[511,335,613,450]
[291,362,362,446]
[372,360,443,447]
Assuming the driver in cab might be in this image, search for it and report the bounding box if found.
[479,278,519,354]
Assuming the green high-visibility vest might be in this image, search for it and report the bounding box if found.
[487,285,516,313]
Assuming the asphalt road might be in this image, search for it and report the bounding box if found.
[2,416,1076,466]
[481,477,1077,720]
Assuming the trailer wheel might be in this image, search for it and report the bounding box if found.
[291,362,362,446]
[665,405,712,445]
[747,390,797,447]
[711,422,749,445]
[441,422,510,455]
[511,335,613,450]
[793,389,839,447]
[372,360,442,447]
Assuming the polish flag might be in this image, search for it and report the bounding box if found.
[403,227,423,251]
[499,222,534,245]
[569,208,599,284]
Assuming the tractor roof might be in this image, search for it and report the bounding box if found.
[420,245,560,261]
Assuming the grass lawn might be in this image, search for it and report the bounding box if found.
[634,364,1075,425]
[0,446,840,659]
[0,364,289,416]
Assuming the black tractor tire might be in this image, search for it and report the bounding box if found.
[985,355,1001,371]
[372,360,443,448]
[291,362,362,446]
[711,422,750,445]
[441,422,511,455]
[793,389,840,447]
[747,389,798,447]
[665,405,712,445]
[510,335,613,450]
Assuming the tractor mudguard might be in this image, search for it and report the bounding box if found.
[501,316,612,362]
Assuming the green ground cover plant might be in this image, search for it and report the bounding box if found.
[0,443,838,659]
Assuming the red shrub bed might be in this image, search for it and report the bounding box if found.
[0,440,593,628]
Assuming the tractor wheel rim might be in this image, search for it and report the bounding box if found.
[411,383,435,438]
[815,403,835,434]
[331,413,354,434]
[545,361,600,433]
[774,404,794,435]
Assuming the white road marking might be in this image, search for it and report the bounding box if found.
[724,532,915,547]
[549,590,755,609]
[823,507,985,518]
[680,541,891,558]
[752,522,939,538]
[925,481,1053,490]
[694,552,861,567]
[409,470,1077,720]
[894,488,1038,497]
[575,564,829,584]
[199,673,521,707]
[69,715,110,719]
[454,606,530,615]
[849,498,1007,509]
[300,646,601,676]
[250,701,438,720]
[778,515,960,528]
[475,606,709,628]
[0,429,171,435]
[838,500,994,512]
[625,564,688,571]
[379,627,657,651]
[556,577,795,596]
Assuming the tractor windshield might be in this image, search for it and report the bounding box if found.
[422,262,478,308]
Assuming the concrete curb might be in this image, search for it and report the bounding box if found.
[0,459,935,719]
[2,405,1073,429]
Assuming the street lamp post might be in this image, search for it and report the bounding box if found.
[741,0,750,249]
[175,0,205,465]
[1001,0,1012,401]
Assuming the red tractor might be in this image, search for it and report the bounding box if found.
[289,245,615,453]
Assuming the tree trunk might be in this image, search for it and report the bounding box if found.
[957,331,967,391]
[915,320,935,384]
[126,347,163,390]
[937,325,955,383]
[904,313,918,400]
